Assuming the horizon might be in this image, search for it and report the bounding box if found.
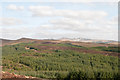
[0,37,118,42]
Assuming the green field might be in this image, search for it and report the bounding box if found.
[2,42,120,79]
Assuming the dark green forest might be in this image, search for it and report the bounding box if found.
[2,42,120,79]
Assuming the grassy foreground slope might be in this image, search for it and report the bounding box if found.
[2,41,120,79]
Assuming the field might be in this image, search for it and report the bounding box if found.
[1,39,120,79]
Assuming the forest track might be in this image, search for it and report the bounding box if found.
[1,71,44,80]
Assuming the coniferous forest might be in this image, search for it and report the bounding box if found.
[1,40,120,79]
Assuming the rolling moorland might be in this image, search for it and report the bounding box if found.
[1,38,120,80]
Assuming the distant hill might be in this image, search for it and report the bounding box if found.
[0,37,118,47]
[0,38,37,46]
[59,38,118,44]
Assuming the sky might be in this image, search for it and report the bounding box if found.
[0,0,118,41]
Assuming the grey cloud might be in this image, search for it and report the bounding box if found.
[29,5,108,20]
[7,4,24,10]
[0,17,23,26]
[49,18,102,32]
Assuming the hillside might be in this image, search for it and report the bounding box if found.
[0,38,37,46]
[1,38,118,47]
[1,38,120,79]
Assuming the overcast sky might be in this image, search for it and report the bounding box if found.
[0,0,118,41]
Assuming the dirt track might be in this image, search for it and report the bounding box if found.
[1,71,42,80]
[2,78,41,80]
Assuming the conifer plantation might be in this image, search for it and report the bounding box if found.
[2,40,119,79]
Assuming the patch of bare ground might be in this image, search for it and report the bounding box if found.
[25,47,38,52]
[25,46,53,54]
[1,71,42,80]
